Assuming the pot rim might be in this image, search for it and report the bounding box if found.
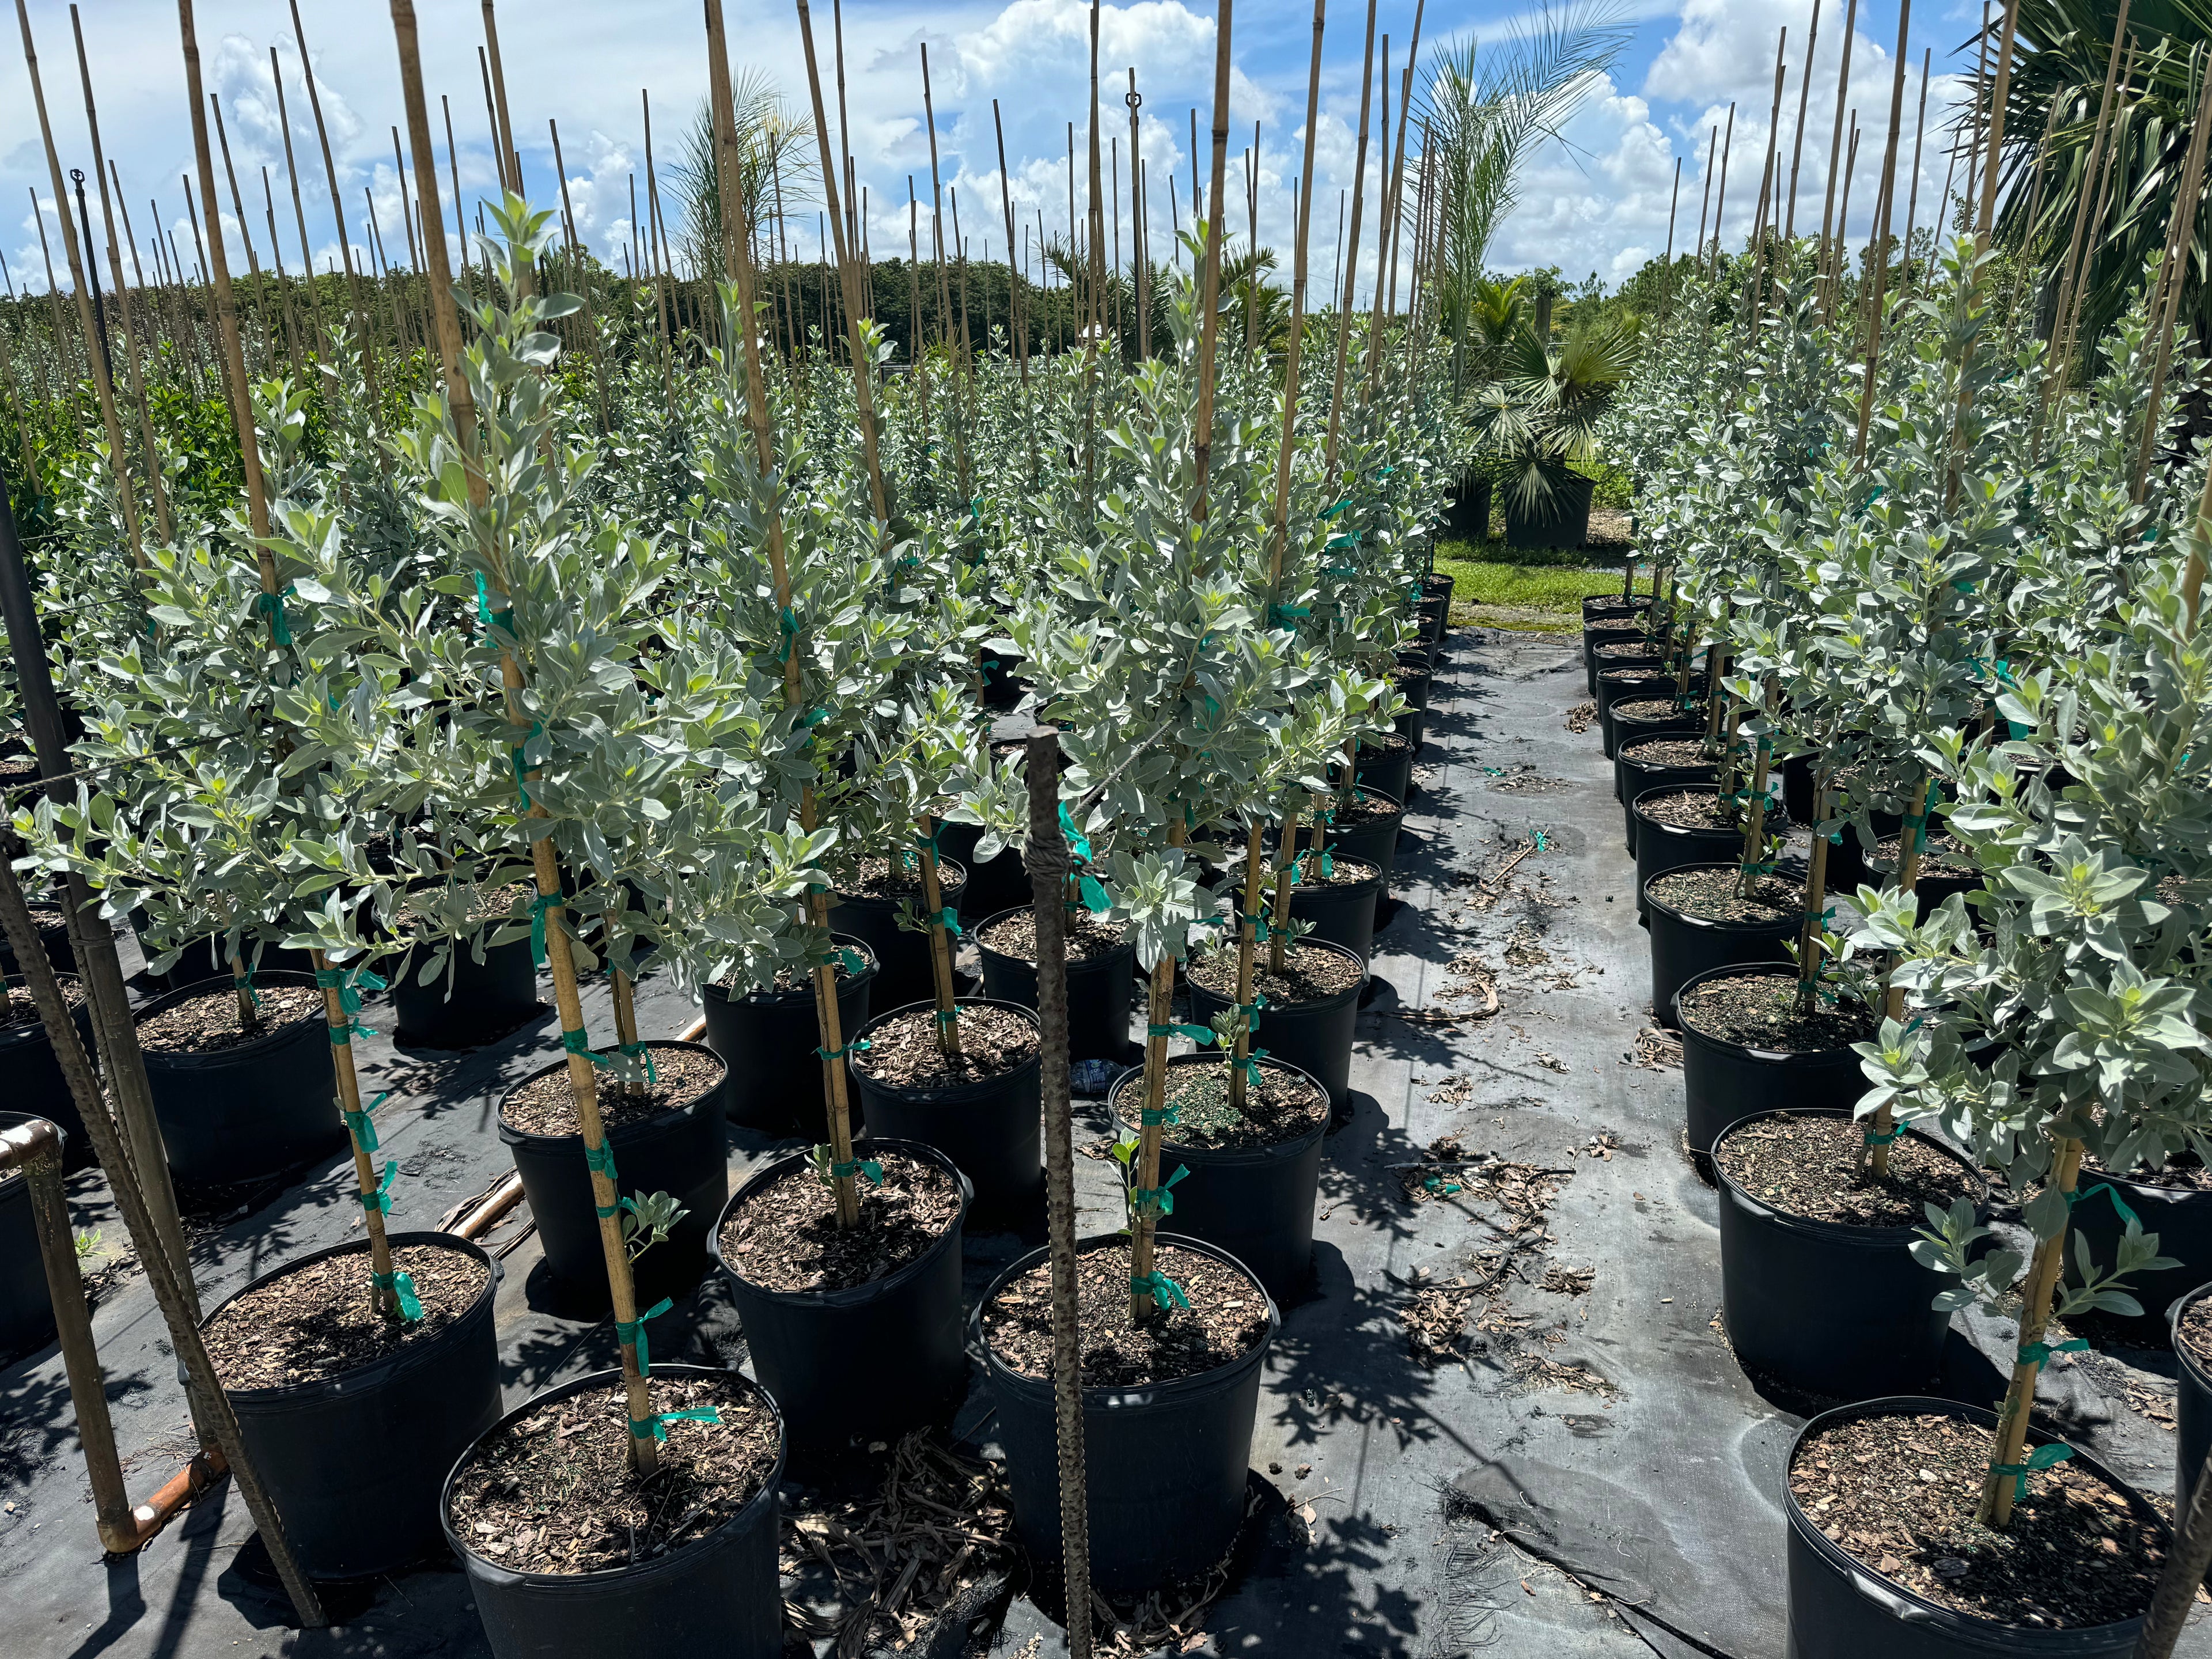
[710,1137,972,1307]
[1187,936,1368,1014]
[498,1039,728,1147]
[1105,1054,1330,1164]
[1285,853,1384,898]
[199,1229,499,1408]
[134,969,329,1067]
[972,1229,1280,1411]
[702,933,880,1007]
[1643,859,1802,932]
[831,855,969,908]
[0,973,85,1052]
[2169,1281,2212,1382]
[1783,1393,2158,1643]
[1618,733,1718,767]
[1712,1107,1985,1244]
[847,996,1043,1099]
[1671,963,1870,1064]
[440,1362,786,1589]
[970,907,1135,969]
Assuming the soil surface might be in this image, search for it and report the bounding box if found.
[1789,1410,2165,1626]
[743,946,873,997]
[1131,1059,1330,1150]
[2086,1156,2212,1194]
[136,982,323,1056]
[2,974,85,1032]
[1620,737,1714,771]
[1635,787,1733,831]
[445,1371,779,1575]
[1360,730,1413,760]
[503,1043,724,1136]
[1678,970,1877,1053]
[853,1003,1039,1089]
[1717,1113,1974,1226]
[1330,789,1403,825]
[203,1242,487,1389]
[838,855,968,902]
[2179,1297,2212,1371]
[1614,697,1703,724]
[718,1149,960,1294]
[1291,853,1380,889]
[1872,830,1979,881]
[1189,940,1363,1005]
[1584,620,1643,642]
[1593,641,1660,662]
[982,1238,1271,1387]
[976,908,1127,965]
[1648,866,1801,925]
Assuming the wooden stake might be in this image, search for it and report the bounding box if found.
[2130,48,2212,501]
[1709,101,1736,277]
[1898,50,1931,296]
[1853,0,1911,459]
[1695,126,1715,273]
[1267,0,1328,595]
[1322,0,1378,476]
[1785,0,1822,238]
[1192,0,1235,516]
[287,0,385,435]
[1815,0,1859,285]
[480,0,521,193]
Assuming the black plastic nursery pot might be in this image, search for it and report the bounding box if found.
[1616,737,1718,855]
[142,930,309,990]
[1783,1396,2157,1659]
[1599,670,1704,757]
[137,972,343,1187]
[1643,863,1798,1030]
[1107,1058,1328,1304]
[1586,644,1662,701]
[1286,855,1385,966]
[1187,939,1366,1110]
[974,908,1135,1065]
[204,1231,501,1579]
[1,896,75,980]
[977,1232,1279,1596]
[699,937,877,1139]
[1782,752,1817,828]
[1714,1112,1980,1397]
[2172,1285,2212,1515]
[1392,662,1431,714]
[387,933,540,1048]
[1581,615,1645,672]
[1354,734,1415,806]
[3,978,97,1171]
[847,998,1043,1213]
[441,1365,786,1659]
[1582,592,1651,622]
[0,1113,59,1358]
[1673,967,1869,1160]
[939,821,1031,925]
[1316,789,1406,902]
[710,1141,971,1450]
[1445,477,1491,542]
[1392,705,1426,756]
[828,857,968,1016]
[1419,597,1449,646]
[1631,787,1745,921]
[2066,1165,2212,1344]
[1607,695,1705,762]
[499,1041,728,1314]
[1503,472,1593,551]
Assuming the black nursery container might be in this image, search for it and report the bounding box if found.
[711,1141,971,1452]
[442,1365,785,1659]
[1608,696,1705,763]
[1187,939,1366,1110]
[1303,789,1405,904]
[1107,1058,1328,1304]
[978,1233,1278,1596]
[1587,645,1662,701]
[1784,1396,2156,1659]
[940,821,1032,925]
[1643,863,1797,1029]
[2172,1283,2212,1515]
[138,972,342,1187]
[499,1041,728,1315]
[206,1232,501,1578]
[1673,965,1870,1159]
[1354,734,1415,806]
[1392,662,1431,714]
[3,978,97,1171]
[1616,736,1717,854]
[829,858,968,1015]
[1599,669,1696,757]
[699,936,877,1139]
[1,899,74,980]
[0,1113,59,1358]
[387,933,540,1048]
[1631,787,1745,921]
[847,998,1043,1214]
[2066,1165,2212,1344]
[1286,855,1385,966]
[975,909,1135,1065]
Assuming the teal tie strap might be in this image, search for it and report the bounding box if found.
[912,823,947,853]
[1058,802,1093,863]
[1863,1126,1903,1147]
[1740,861,1777,877]
[617,1296,674,1374]
[328,1014,375,1046]
[1423,1173,1464,1196]
[1241,1047,1271,1088]
[1804,907,1836,927]
[1130,1164,1189,1220]
[1270,604,1312,627]
[815,1037,870,1060]
[1901,812,1930,853]
[373,1268,422,1320]
[933,906,963,936]
[1138,1105,1179,1127]
[1990,1442,2073,1500]
[931,1007,961,1029]
[317,964,389,1017]
[472,571,516,639]
[631,1406,722,1444]
[1130,1270,1190,1310]
[776,605,800,662]
[834,946,866,976]
[359,1162,399,1214]
[1077,874,1112,914]
[1242,911,1271,943]
[1317,498,1351,520]
[2018,1337,2088,1367]
[1298,850,1335,880]
[830,1157,884,1184]
[618,1041,659,1084]
[342,1091,387,1153]
[510,720,543,810]
[1147,1022,1216,1045]
[1532,830,1549,851]
[2066,1181,2143,1231]
[1233,998,1266,1031]
[256,588,294,647]
[586,1139,620,1215]
[528,893,559,967]
[561,1027,611,1069]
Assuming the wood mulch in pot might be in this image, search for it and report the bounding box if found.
[1593,641,1660,662]
[837,855,968,902]
[1331,789,1403,825]
[1647,866,1800,925]
[1788,1409,2164,1626]
[1188,940,1362,1005]
[1678,969,1877,1053]
[851,1003,1038,1089]
[1717,1113,1973,1226]
[976,909,1126,965]
[2178,1296,2212,1369]
[503,1042,724,1136]
[1359,730,1413,760]
[2084,1156,2212,1194]
[1871,830,1979,881]
[744,946,873,997]
[982,1238,1269,1387]
[1614,697,1703,724]
[1620,736,1714,770]
[204,1241,487,1389]
[1290,853,1379,889]
[446,1370,779,1575]
[1636,788,1734,831]
[1139,1059,1328,1150]
[719,1148,960,1294]
[2,973,84,1032]
[137,982,323,1056]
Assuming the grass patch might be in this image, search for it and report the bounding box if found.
[1433,537,1648,615]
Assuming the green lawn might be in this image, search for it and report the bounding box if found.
[1433,537,1647,623]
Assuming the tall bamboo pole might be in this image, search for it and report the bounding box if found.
[1815,0,1860,288]
[1709,101,1737,277]
[1785,0,1823,239]
[2043,1,2132,412]
[1899,50,1932,296]
[480,0,522,192]
[1853,0,1911,459]
[270,44,328,355]
[288,0,385,433]
[2129,50,2212,501]
[1321,0,1378,476]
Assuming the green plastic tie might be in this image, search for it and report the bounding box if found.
[585,1142,620,1180]
[1862,1126,1904,1147]
[1130,1270,1190,1310]
[2018,1337,2088,1367]
[1148,1022,1217,1045]
[372,1268,422,1321]
[630,1406,722,1444]
[1139,1105,1180,1127]
[834,946,866,976]
[1130,1164,1189,1219]
[561,1027,611,1069]
[933,906,963,937]
[1058,802,1093,863]
[1423,1173,1464,1196]
[359,1162,399,1214]
[1532,831,1550,851]
[342,1090,387,1153]
[830,1156,884,1184]
[328,1013,375,1045]
[256,588,294,647]
[1241,1046,1271,1088]
[2065,1181,2143,1231]
[815,1037,871,1060]
[617,1296,674,1374]
[529,893,559,967]
[776,605,800,662]
[510,719,543,810]
[472,572,516,639]
[1804,907,1836,926]
[1990,1442,2074,1500]
[1317,498,1351,520]
[1077,874,1112,914]
[618,1041,660,1084]
[1270,603,1312,627]
[933,1006,960,1026]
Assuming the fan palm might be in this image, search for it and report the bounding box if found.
[1469,315,1639,513]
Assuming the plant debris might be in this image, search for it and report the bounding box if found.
[1627,1026,1684,1069]
[1565,700,1596,734]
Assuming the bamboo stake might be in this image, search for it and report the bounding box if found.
[2129,50,2212,502]
[1321,0,1378,476]
[1128,72,1149,361]
[1709,101,1737,278]
[548,119,611,434]
[480,1,521,194]
[1794,778,1833,1015]
[1365,2,1423,391]
[1657,157,1683,335]
[1899,50,1931,296]
[288,0,386,438]
[1785,0,1822,239]
[642,92,677,402]
[1746,36,1788,334]
[1192,0,1234,516]
[2043,2,2131,414]
[444,96,470,283]
[916,816,963,1059]
[1815,0,1859,291]
[1978,1134,2085,1525]
[1695,126,1716,274]
[1853,0,1911,459]
[260,169,308,382]
[270,46,328,357]
[2058,52,2136,396]
[1267,0,1328,599]
[1944,0,2023,515]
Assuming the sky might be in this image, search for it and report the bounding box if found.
[1,0,1999,309]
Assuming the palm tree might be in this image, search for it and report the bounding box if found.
[1468,313,1640,528]
[668,71,816,280]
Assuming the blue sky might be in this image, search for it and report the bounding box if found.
[2,0,1993,309]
